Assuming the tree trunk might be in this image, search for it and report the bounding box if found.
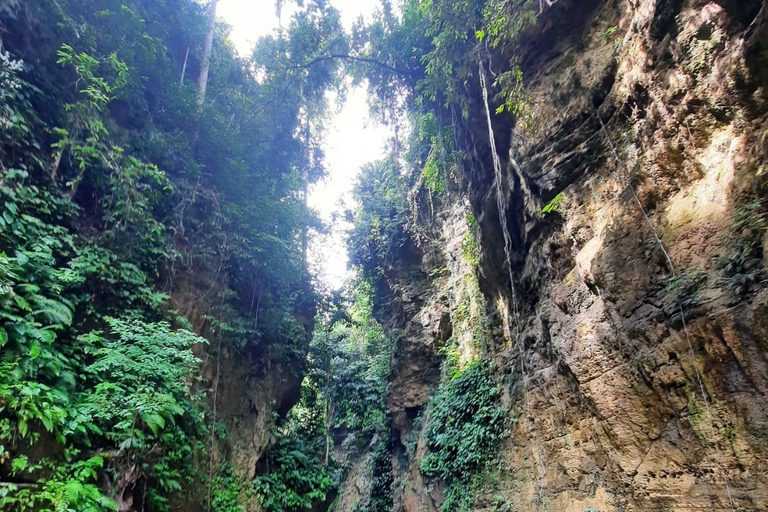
[302,178,309,276]
[197,0,219,106]
[180,44,190,86]
[324,400,330,465]
[301,119,310,278]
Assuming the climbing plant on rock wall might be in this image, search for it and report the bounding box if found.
[420,361,508,512]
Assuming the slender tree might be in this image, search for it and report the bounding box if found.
[197,0,218,105]
[198,1,290,105]
[180,40,190,85]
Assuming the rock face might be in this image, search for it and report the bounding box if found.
[367,0,768,510]
[168,262,312,512]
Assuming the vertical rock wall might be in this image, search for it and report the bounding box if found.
[370,1,768,510]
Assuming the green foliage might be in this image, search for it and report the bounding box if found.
[55,44,128,105]
[481,0,537,50]
[363,433,394,512]
[438,338,463,380]
[347,0,545,306]
[346,0,544,304]
[716,199,767,295]
[420,361,508,512]
[358,0,537,119]
[252,283,391,512]
[414,111,460,197]
[451,270,492,355]
[2,0,341,355]
[1,456,119,512]
[0,167,120,511]
[686,393,709,443]
[211,464,247,512]
[422,153,446,195]
[0,312,206,510]
[254,279,395,512]
[349,0,542,283]
[415,0,479,111]
[253,434,336,512]
[461,213,481,267]
[0,55,204,512]
[252,331,341,511]
[542,192,564,214]
[308,279,393,444]
[348,157,410,283]
[0,0,346,508]
[0,51,35,147]
[492,66,534,130]
[600,26,623,53]
[665,268,707,308]
[335,281,391,434]
[404,0,535,115]
[0,169,83,448]
[600,26,618,42]
[51,46,131,195]
[81,318,205,446]
[491,494,513,511]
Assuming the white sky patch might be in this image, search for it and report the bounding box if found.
[217,0,391,289]
[310,85,389,288]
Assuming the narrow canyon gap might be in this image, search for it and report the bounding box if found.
[1,1,767,512]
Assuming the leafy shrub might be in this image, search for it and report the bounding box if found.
[81,318,206,447]
[461,213,481,267]
[211,464,247,512]
[348,157,410,283]
[1,456,119,512]
[422,153,446,195]
[253,435,336,512]
[542,192,564,214]
[716,200,767,295]
[420,361,508,512]
[364,432,394,512]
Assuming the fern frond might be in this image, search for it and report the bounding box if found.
[31,295,74,326]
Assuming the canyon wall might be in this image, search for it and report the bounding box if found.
[361,0,768,510]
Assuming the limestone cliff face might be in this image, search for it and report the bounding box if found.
[370,0,768,510]
[168,260,312,512]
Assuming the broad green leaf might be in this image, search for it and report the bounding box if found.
[15,251,29,265]
[35,329,56,344]
[29,340,42,359]
[11,455,28,474]
[88,456,105,468]
[100,496,119,511]
[14,295,30,311]
[41,414,54,431]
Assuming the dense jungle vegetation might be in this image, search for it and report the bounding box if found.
[0,0,548,510]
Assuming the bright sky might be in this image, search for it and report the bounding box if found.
[217,0,391,289]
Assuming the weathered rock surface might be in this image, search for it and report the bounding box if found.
[169,262,311,512]
[368,0,768,510]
